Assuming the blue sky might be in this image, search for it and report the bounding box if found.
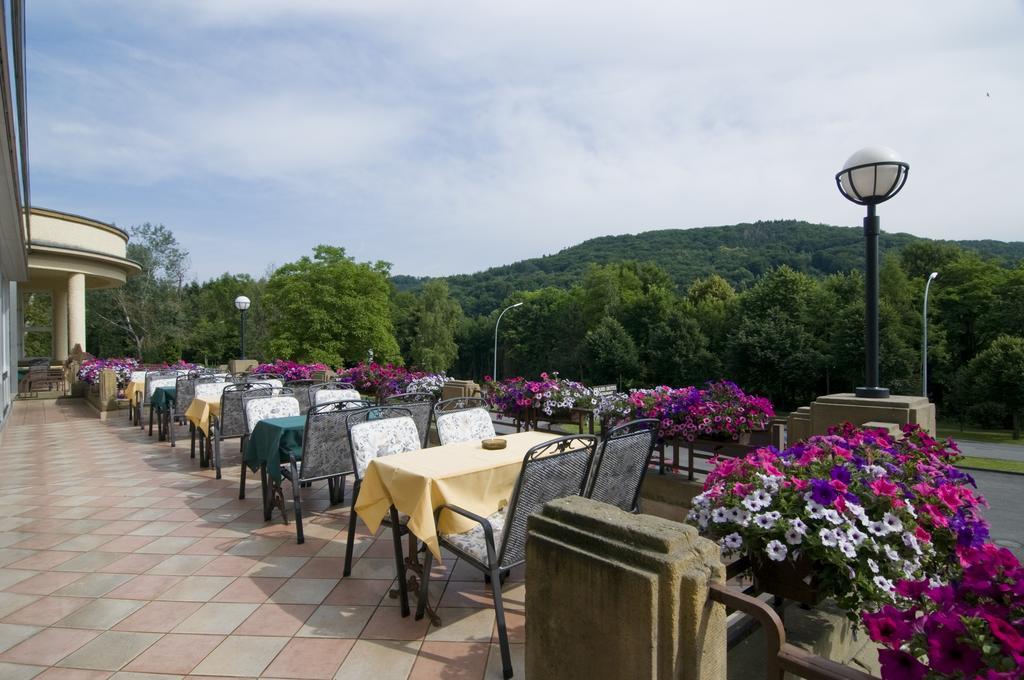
[25,1,1024,282]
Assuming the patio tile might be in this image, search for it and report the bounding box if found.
[93,521,149,536]
[333,640,420,680]
[0,661,45,679]
[0,627,100,665]
[172,602,259,634]
[109,671,182,680]
[53,552,123,573]
[112,601,203,633]
[55,598,146,630]
[107,576,183,601]
[53,535,116,552]
[6,572,84,595]
[493,609,524,644]
[11,534,74,550]
[0,568,38,590]
[133,538,197,555]
[100,555,166,575]
[323,579,392,606]
[121,633,223,675]
[56,631,161,671]
[33,668,112,679]
[7,551,78,571]
[127,523,182,538]
[270,537,328,557]
[210,577,285,603]
[262,637,354,679]
[407,641,489,680]
[359,606,431,641]
[233,603,315,636]
[97,537,156,554]
[178,537,240,556]
[54,574,133,598]
[155,576,233,602]
[268,579,337,605]
[226,536,286,556]
[483,642,525,680]
[293,558,344,579]
[190,635,288,677]
[0,549,36,567]
[346,558,398,580]
[3,595,91,626]
[243,555,308,578]
[296,605,374,639]
[0,622,43,653]
[143,555,214,576]
[424,608,495,643]
[201,555,259,577]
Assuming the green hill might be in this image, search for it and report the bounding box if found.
[392,220,1024,316]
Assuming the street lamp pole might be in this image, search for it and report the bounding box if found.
[922,271,938,397]
[234,296,251,359]
[493,302,523,381]
[836,146,910,399]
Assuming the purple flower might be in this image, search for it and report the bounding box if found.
[810,478,838,506]
[877,649,928,680]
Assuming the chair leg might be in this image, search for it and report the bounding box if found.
[291,462,304,545]
[170,412,176,447]
[213,428,222,480]
[492,564,514,679]
[149,404,154,436]
[343,481,360,577]
[261,465,272,522]
[238,454,247,499]
[190,424,196,459]
[390,506,409,617]
[414,548,434,620]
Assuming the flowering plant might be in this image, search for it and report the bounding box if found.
[485,373,596,417]
[405,372,448,397]
[336,362,447,398]
[253,360,329,382]
[77,357,139,388]
[687,424,987,615]
[629,380,775,441]
[862,544,1024,679]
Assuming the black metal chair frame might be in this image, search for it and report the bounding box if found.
[237,387,299,502]
[383,392,436,448]
[586,418,658,513]
[141,369,179,438]
[284,379,317,414]
[210,382,273,482]
[169,372,220,450]
[433,396,489,415]
[414,433,598,679]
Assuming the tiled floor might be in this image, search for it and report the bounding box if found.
[0,399,526,679]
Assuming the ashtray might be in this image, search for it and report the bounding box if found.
[481,438,507,450]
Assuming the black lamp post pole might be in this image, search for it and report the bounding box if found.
[857,204,888,398]
[239,309,247,360]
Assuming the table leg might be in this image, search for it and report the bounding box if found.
[389,530,441,626]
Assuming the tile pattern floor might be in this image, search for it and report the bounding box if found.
[0,399,526,679]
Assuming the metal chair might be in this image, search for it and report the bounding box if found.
[169,372,221,448]
[415,434,598,679]
[141,370,178,436]
[383,392,436,448]
[239,387,301,507]
[211,382,273,482]
[585,419,658,513]
[434,397,496,445]
[343,406,419,584]
[309,383,362,407]
[285,379,316,413]
[191,379,233,466]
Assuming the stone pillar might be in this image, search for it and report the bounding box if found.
[67,273,86,355]
[786,392,936,446]
[53,286,69,361]
[526,496,726,680]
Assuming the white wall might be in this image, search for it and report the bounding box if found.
[0,275,12,428]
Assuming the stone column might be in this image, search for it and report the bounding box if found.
[67,273,86,355]
[527,496,726,680]
[53,285,69,361]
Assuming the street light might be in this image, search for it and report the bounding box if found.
[836,146,910,399]
[493,302,523,382]
[234,295,251,359]
[922,271,938,397]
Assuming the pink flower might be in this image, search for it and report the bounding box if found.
[869,478,899,496]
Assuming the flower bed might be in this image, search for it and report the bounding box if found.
[253,360,330,382]
[687,424,988,615]
[77,357,139,389]
[485,373,596,419]
[335,362,447,398]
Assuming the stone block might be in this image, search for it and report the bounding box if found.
[440,379,481,401]
[526,496,726,680]
[228,359,258,374]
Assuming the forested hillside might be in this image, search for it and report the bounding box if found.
[392,220,1024,315]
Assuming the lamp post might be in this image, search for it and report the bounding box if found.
[836,146,910,399]
[922,271,938,397]
[234,295,251,359]
[493,302,523,381]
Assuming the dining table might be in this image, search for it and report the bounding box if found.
[243,415,307,483]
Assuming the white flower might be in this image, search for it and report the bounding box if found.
[873,575,896,594]
[819,528,839,547]
[757,474,782,494]
[753,513,777,530]
[838,540,857,559]
[882,513,903,533]
[766,540,788,562]
[789,518,808,535]
[867,520,888,536]
[867,558,880,574]
[722,533,743,550]
[884,545,900,561]
[846,527,868,547]
[805,501,826,519]
[823,509,844,526]
[694,510,710,530]
[712,507,728,523]
[785,528,804,545]
[765,511,781,522]
[847,504,868,521]
[905,505,917,519]
[863,464,887,478]
[902,533,922,555]
[742,490,772,512]
[727,507,750,526]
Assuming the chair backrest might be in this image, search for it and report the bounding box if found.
[299,400,373,482]
[586,419,658,512]
[311,383,363,407]
[346,406,419,478]
[435,407,496,445]
[383,392,435,448]
[195,380,232,401]
[130,370,148,384]
[218,382,273,439]
[284,379,316,413]
[242,388,301,434]
[246,373,282,382]
[434,396,489,415]
[176,373,227,416]
[144,370,178,402]
[498,434,597,568]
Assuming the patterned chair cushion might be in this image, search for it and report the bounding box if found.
[349,417,421,477]
[441,509,506,565]
[315,388,362,406]
[436,408,496,445]
[194,382,231,400]
[244,396,301,433]
[147,377,177,397]
[130,370,148,383]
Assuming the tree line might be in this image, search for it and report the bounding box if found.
[79,223,1024,436]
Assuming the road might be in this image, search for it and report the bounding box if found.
[954,439,1024,462]
[967,469,1023,561]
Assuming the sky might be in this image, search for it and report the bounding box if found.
[25,1,1024,283]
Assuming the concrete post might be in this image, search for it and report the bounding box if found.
[53,286,69,361]
[527,496,726,680]
[67,273,86,355]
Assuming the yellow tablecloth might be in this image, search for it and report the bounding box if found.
[354,430,554,559]
[185,396,221,437]
[126,380,145,410]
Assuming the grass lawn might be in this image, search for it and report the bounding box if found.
[957,456,1024,474]
[937,422,1023,446]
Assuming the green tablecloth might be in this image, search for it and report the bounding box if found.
[243,415,306,482]
[151,386,177,412]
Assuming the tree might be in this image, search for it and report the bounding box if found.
[583,317,640,387]
[409,280,463,372]
[964,335,1024,439]
[182,273,266,365]
[263,246,400,366]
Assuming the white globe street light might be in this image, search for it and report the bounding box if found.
[493,302,523,382]
[234,295,251,359]
[922,272,938,397]
[836,146,910,399]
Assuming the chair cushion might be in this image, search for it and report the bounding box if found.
[436,408,496,445]
[349,417,421,477]
[440,509,505,565]
[194,382,231,400]
[315,388,362,406]
[244,397,301,433]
